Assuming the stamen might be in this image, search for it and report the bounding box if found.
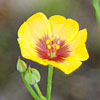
[36,35,70,62]
[57,41,60,44]
[52,43,56,48]
[46,40,50,44]
[50,37,55,41]
[47,45,51,49]
[56,45,60,50]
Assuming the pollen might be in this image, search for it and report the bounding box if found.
[50,37,55,41]
[52,43,56,48]
[46,40,50,44]
[56,45,60,50]
[47,45,51,49]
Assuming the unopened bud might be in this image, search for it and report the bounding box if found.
[17,57,27,72]
[24,66,40,85]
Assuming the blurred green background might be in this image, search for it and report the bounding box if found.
[0,0,100,100]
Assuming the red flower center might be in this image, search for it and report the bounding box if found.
[36,35,70,62]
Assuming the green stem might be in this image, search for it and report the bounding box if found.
[34,84,47,100]
[47,65,53,100]
[21,73,40,100]
[92,0,100,30]
[34,83,43,98]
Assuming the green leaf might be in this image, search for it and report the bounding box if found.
[24,67,40,85]
[17,57,27,72]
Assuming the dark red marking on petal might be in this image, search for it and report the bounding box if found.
[36,35,70,62]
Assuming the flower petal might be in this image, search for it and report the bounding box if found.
[18,12,52,65]
[17,38,48,66]
[61,19,79,43]
[26,12,52,38]
[18,12,52,43]
[66,29,89,61]
[48,60,82,74]
[68,28,87,50]
[18,22,37,45]
[49,15,66,38]
[49,15,79,43]
[67,44,89,61]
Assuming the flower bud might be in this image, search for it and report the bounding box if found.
[24,66,40,85]
[17,57,27,72]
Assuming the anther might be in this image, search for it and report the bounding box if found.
[46,40,50,44]
[52,43,56,48]
[56,45,60,50]
[50,37,55,41]
[47,45,51,49]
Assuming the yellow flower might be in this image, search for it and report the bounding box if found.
[17,12,89,74]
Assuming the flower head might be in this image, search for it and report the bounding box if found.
[17,12,89,74]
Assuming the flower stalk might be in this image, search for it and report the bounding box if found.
[21,72,40,100]
[34,83,43,98]
[47,64,53,100]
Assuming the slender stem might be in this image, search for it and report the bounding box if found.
[92,0,100,30]
[34,84,47,100]
[34,83,43,98]
[47,65,53,100]
[21,73,40,100]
